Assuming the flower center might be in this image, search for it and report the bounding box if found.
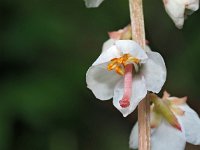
[107,54,140,108]
[107,54,139,75]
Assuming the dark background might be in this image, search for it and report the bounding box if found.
[0,0,200,149]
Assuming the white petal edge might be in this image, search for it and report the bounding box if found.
[93,45,121,66]
[164,0,185,28]
[151,120,186,150]
[164,0,199,29]
[177,104,200,145]
[84,0,104,8]
[115,40,148,62]
[86,63,121,100]
[103,39,152,53]
[144,45,152,52]
[113,75,147,117]
[102,39,115,53]
[129,122,139,149]
[185,0,199,11]
[141,51,167,93]
[129,122,156,149]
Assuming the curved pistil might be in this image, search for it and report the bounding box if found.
[107,54,139,108]
[119,64,133,108]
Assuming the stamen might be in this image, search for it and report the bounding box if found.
[126,57,140,65]
[107,54,139,108]
[115,65,125,76]
[107,54,139,76]
[107,61,118,70]
[119,64,133,108]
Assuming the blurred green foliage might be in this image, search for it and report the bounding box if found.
[0,0,200,149]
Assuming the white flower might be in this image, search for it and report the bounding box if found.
[163,0,199,29]
[84,0,104,8]
[130,91,200,150]
[86,40,166,117]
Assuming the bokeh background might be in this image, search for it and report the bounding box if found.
[0,0,200,149]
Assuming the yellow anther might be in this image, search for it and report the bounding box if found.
[127,57,140,64]
[115,65,125,76]
[107,61,118,71]
[107,53,140,75]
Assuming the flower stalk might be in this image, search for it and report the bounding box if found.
[129,0,151,149]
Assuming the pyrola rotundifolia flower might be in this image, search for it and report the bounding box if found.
[84,0,104,8]
[130,91,200,150]
[86,40,166,117]
[163,0,199,28]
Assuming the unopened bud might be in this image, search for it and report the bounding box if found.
[149,93,182,131]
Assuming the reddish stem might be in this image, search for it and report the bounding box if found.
[129,0,150,149]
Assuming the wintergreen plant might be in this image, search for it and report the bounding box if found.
[84,0,200,149]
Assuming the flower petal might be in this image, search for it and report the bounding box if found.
[171,106,185,116]
[129,122,156,149]
[108,30,123,40]
[141,51,166,93]
[169,96,187,105]
[129,122,139,149]
[115,40,148,62]
[185,0,199,12]
[93,45,121,66]
[163,0,185,28]
[178,104,200,145]
[102,39,115,53]
[113,75,147,117]
[86,63,121,100]
[163,0,199,29]
[84,0,104,8]
[151,120,186,150]
[162,91,171,99]
[144,45,152,52]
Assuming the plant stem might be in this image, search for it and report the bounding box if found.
[129,0,151,150]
